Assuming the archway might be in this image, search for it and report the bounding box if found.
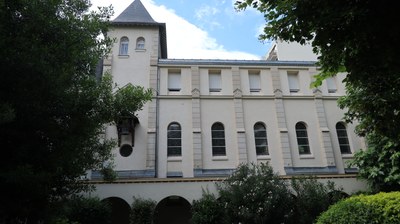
[102,197,130,224]
[154,195,192,224]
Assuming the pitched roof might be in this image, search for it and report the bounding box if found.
[112,0,168,59]
[113,0,157,24]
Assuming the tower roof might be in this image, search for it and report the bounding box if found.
[113,0,157,24]
[112,0,168,59]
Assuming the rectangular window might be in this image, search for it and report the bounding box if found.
[209,70,222,92]
[168,69,181,92]
[249,71,261,92]
[288,71,300,93]
[326,77,337,93]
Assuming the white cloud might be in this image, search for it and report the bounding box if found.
[90,0,260,60]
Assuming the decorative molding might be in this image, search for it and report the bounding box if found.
[233,88,242,98]
[284,166,338,175]
[193,169,235,177]
[192,88,200,98]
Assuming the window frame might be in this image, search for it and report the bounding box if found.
[209,70,222,92]
[295,122,311,155]
[288,71,300,93]
[254,122,269,155]
[249,71,261,92]
[168,69,181,92]
[211,122,226,156]
[167,122,182,157]
[336,122,351,154]
[136,37,145,50]
[119,36,129,55]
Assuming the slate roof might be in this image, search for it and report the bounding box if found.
[112,0,167,58]
[113,0,157,24]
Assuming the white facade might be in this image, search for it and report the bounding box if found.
[88,1,367,223]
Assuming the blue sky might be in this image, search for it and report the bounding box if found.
[91,0,272,59]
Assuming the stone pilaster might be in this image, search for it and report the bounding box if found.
[313,89,337,168]
[271,67,294,168]
[191,66,203,170]
[232,67,248,163]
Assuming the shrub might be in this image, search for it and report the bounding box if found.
[191,189,228,224]
[290,176,347,224]
[62,196,112,224]
[217,163,294,224]
[130,197,157,224]
[316,191,400,224]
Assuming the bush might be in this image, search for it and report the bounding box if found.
[217,163,294,224]
[62,196,112,224]
[130,197,157,224]
[191,189,228,224]
[290,177,346,224]
[316,191,400,224]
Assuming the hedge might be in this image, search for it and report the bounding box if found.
[316,191,400,224]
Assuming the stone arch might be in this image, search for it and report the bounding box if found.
[102,197,130,224]
[154,195,192,224]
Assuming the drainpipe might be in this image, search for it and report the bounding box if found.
[154,66,160,178]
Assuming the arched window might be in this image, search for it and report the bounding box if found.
[254,122,268,155]
[119,36,129,55]
[336,122,351,154]
[136,37,145,49]
[211,122,226,156]
[167,122,181,156]
[295,122,310,154]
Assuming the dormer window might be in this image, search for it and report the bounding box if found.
[119,37,129,55]
[136,37,145,49]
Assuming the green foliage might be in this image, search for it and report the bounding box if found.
[191,189,228,224]
[290,177,346,224]
[316,192,400,224]
[235,0,400,194]
[130,197,157,224]
[349,133,400,192]
[0,0,152,222]
[113,84,153,121]
[61,196,112,224]
[217,163,294,224]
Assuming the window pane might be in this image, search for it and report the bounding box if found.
[168,72,181,91]
[296,122,310,154]
[212,139,225,147]
[296,130,308,138]
[256,146,268,155]
[299,145,310,154]
[212,146,226,156]
[249,72,261,91]
[288,72,299,92]
[336,122,351,154]
[167,123,181,156]
[209,72,221,91]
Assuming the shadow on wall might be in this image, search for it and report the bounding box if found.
[154,195,192,224]
[102,197,131,224]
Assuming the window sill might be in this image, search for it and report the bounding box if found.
[212,156,228,161]
[135,49,146,52]
[118,55,129,58]
[167,156,182,162]
[257,155,271,160]
[341,153,354,159]
[299,154,314,159]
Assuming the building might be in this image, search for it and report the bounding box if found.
[88,1,367,223]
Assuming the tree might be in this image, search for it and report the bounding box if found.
[290,177,346,224]
[0,0,152,222]
[217,163,294,224]
[130,197,157,224]
[191,189,229,224]
[348,133,400,192]
[235,0,400,191]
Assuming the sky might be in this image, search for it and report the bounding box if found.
[90,0,272,60]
